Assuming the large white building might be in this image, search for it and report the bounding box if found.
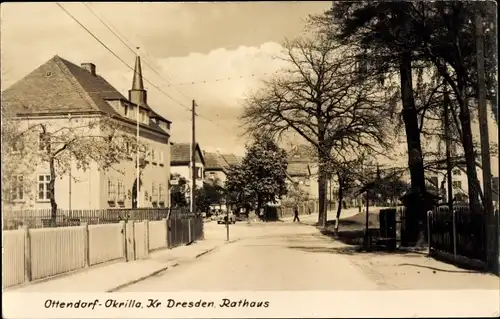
[2,54,172,210]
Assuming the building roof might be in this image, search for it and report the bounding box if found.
[220,154,242,166]
[204,152,229,171]
[171,143,205,166]
[288,144,315,162]
[1,55,171,128]
[287,162,310,177]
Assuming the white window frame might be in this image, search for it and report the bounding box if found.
[452,180,462,189]
[107,179,116,202]
[37,174,51,201]
[159,151,164,165]
[159,183,165,203]
[140,110,146,124]
[151,149,157,164]
[117,180,125,202]
[11,175,25,201]
[151,182,159,203]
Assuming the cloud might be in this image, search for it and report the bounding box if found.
[1,2,331,154]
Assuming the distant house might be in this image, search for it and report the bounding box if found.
[170,143,205,189]
[284,150,320,203]
[203,151,229,185]
[1,54,172,210]
[286,162,312,188]
[219,154,242,167]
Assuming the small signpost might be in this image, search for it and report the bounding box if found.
[222,198,229,241]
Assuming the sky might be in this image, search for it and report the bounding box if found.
[1,1,497,176]
[0,1,331,156]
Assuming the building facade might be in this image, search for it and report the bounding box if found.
[203,151,229,185]
[2,55,172,210]
[170,143,205,189]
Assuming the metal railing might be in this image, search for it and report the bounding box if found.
[2,208,189,230]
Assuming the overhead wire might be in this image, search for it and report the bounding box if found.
[76,2,245,139]
[56,2,191,113]
[81,2,191,101]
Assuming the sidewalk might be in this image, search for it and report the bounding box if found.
[4,238,228,293]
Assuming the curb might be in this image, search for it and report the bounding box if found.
[107,243,231,292]
[195,247,218,258]
[106,265,172,292]
[107,240,242,292]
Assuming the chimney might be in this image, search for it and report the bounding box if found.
[81,63,96,76]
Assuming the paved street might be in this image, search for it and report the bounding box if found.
[119,215,379,291]
[119,214,500,292]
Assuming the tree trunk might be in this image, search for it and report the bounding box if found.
[457,82,482,215]
[334,175,343,236]
[400,52,427,198]
[399,51,428,241]
[317,161,328,228]
[49,157,57,227]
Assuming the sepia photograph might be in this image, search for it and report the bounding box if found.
[1,1,499,318]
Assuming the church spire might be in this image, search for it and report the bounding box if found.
[132,47,144,90]
[129,47,147,107]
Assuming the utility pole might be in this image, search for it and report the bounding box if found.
[135,49,141,209]
[444,84,456,260]
[190,100,197,215]
[475,15,497,274]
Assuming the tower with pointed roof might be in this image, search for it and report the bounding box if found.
[1,54,172,211]
[129,52,148,108]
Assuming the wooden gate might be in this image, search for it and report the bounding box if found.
[125,221,136,261]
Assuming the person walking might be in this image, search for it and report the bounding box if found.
[293,205,300,222]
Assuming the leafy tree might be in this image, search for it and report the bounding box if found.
[317,0,496,222]
[241,29,395,227]
[195,179,226,214]
[226,135,288,211]
[317,2,431,234]
[170,173,188,208]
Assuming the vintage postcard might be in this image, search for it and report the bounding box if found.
[1,1,499,318]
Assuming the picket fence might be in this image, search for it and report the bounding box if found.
[2,216,203,289]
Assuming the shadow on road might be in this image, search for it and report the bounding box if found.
[397,263,481,274]
[286,245,424,257]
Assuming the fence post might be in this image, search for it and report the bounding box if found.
[23,225,32,283]
[162,218,168,248]
[452,208,457,263]
[131,220,136,261]
[188,218,192,243]
[144,220,149,258]
[427,210,432,256]
[120,221,127,261]
[167,219,172,249]
[82,222,90,267]
[201,216,205,240]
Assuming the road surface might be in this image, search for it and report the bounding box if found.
[119,216,378,291]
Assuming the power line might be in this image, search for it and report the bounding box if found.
[81,2,191,101]
[169,72,279,87]
[57,2,245,140]
[56,2,190,113]
[75,3,245,139]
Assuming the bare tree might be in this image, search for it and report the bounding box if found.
[241,32,396,227]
